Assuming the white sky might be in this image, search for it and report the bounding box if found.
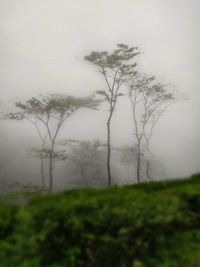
[0,0,200,179]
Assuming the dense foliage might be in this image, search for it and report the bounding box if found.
[1,174,200,267]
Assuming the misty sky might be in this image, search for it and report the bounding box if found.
[0,0,200,183]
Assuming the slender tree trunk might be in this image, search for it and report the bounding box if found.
[40,157,46,189]
[145,141,150,181]
[48,142,54,193]
[47,119,64,193]
[136,139,141,184]
[146,159,150,180]
[106,116,112,187]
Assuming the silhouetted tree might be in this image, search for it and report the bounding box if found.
[127,74,175,182]
[60,139,107,187]
[5,94,100,192]
[117,145,138,182]
[84,44,139,187]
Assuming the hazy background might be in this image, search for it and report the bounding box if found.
[0,0,200,190]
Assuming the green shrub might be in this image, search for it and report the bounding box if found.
[0,174,200,266]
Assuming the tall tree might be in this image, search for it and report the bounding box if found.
[127,74,175,182]
[6,94,100,192]
[118,145,138,183]
[26,146,66,189]
[84,44,139,187]
[60,139,107,187]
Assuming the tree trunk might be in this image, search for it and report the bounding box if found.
[145,141,150,181]
[48,143,54,193]
[106,117,112,187]
[146,159,150,180]
[40,157,46,189]
[136,140,141,184]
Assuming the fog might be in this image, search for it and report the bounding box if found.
[0,0,200,192]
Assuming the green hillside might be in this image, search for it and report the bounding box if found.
[1,174,200,267]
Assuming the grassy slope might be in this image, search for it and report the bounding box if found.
[1,174,200,267]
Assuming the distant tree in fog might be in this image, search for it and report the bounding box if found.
[5,94,100,192]
[127,74,176,183]
[60,139,107,187]
[84,44,139,187]
[117,145,138,182]
[9,181,48,194]
[26,147,66,189]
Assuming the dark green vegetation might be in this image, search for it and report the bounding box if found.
[1,174,200,267]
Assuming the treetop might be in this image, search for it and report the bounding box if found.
[84,43,140,74]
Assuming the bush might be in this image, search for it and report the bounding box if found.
[0,174,200,266]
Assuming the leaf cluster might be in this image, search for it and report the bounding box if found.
[26,148,67,160]
[84,43,139,77]
[15,94,101,117]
